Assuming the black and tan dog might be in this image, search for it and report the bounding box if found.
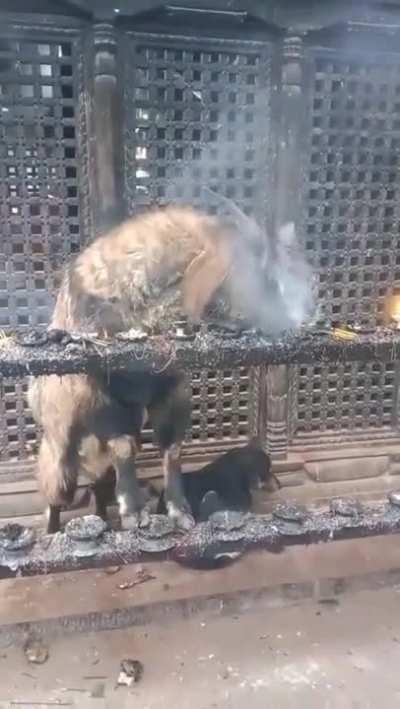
[157,442,281,521]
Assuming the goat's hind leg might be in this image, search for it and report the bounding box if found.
[92,467,116,521]
[37,436,78,534]
[46,505,62,534]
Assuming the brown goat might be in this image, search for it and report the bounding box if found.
[27,205,276,533]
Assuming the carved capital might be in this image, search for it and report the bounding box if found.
[282,35,303,89]
[93,22,118,78]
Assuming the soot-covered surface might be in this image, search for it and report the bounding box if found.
[1,498,400,576]
[0,326,399,377]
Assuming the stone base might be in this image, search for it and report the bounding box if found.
[2,535,400,644]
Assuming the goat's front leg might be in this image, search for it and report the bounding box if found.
[150,377,194,530]
[162,443,194,530]
[108,436,148,529]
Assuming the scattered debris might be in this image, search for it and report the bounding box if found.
[62,687,87,693]
[331,326,358,341]
[117,568,155,590]
[117,659,144,687]
[318,598,340,606]
[10,703,72,707]
[24,638,49,665]
[86,646,100,666]
[91,682,105,698]
[116,328,148,342]
[104,565,121,575]
[0,330,14,349]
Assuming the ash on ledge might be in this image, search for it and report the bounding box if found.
[1,495,400,576]
[0,323,399,378]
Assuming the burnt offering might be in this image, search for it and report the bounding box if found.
[1,498,400,577]
[137,514,181,553]
[24,638,49,665]
[386,294,400,329]
[272,503,308,523]
[117,659,144,687]
[272,503,308,537]
[388,491,400,508]
[330,498,364,518]
[116,328,148,342]
[273,519,306,537]
[65,515,108,557]
[0,523,35,566]
[173,318,195,341]
[209,510,247,542]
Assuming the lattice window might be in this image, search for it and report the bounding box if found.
[0,379,37,461]
[139,367,260,455]
[293,361,395,434]
[305,53,400,328]
[291,49,400,438]
[124,35,271,451]
[0,32,87,465]
[124,38,271,223]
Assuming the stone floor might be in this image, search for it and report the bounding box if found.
[0,585,400,708]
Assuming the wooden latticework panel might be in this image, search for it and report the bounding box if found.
[0,30,88,468]
[123,33,272,454]
[290,48,400,440]
[293,361,396,435]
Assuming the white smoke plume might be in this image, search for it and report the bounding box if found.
[201,189,317,334]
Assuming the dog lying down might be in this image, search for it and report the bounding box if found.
[156,442,281,522]
[85,442,281,524]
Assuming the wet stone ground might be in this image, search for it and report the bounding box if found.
[0,586,400,707]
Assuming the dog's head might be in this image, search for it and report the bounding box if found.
[243,441,281,493]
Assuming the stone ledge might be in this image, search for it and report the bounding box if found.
[1,535,400,646]
[305,456,389,483]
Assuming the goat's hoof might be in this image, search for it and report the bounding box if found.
[122,508,151,531]
[167,503,195,531]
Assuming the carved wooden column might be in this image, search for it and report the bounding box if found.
[265,365,289,459]
[275,34,305,226]
[91,22,124,235]
[265,34,305,459]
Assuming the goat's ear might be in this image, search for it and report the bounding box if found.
[182,248,230,320]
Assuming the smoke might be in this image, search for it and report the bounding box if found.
[168,174,316,334]
[141,106,317,334]
[224,211,317,334]
[192,187,316,334]
[273,221,317,330]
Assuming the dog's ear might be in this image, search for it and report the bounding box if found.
[182,247,230,320]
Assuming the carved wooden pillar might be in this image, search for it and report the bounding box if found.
[265,365,289,459]
[91,22,124,235]
[265,34,305,459]
[275,34,305,227]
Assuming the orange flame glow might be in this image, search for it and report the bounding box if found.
[387,295,400,328]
